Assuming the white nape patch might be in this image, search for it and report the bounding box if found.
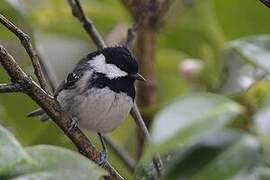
[88,54,128,79]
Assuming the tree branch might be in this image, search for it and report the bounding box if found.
[0,14,50,93]
[0,83,25,93]
[67,0,106,49]
[0,17,122,180]
[131,104,163,176]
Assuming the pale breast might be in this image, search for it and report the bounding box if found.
[58,87,133,133]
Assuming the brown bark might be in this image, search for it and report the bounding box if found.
[134,16,159,159]
[136,23,158,108]
[121,0,174,160]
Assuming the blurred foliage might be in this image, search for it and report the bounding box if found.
[149,93,244,153]
[0,124,105,180]
[1,0,270,179]
[162,131,261,180]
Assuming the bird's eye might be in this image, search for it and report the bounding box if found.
[66,73,80,86]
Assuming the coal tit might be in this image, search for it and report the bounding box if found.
[28,46,145,162]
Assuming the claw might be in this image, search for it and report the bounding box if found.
[68,117,79,131]
[97,133,108,167]
[99,150,108,167]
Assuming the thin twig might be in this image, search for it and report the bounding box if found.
[130,104,163,176]
[66,0,164,176]
[130,104,151,140]
[0,14,50,93]
[0,83,24,93]
[103,136,136,172]
[67,0,106,49]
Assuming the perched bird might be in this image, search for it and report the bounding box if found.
[28,46,145,163]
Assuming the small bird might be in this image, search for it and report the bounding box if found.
[28,46,145,163]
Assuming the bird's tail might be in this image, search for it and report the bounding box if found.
[27,108,50,121]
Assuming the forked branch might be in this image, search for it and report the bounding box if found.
[0,14,122,180]
[0,14,50,93]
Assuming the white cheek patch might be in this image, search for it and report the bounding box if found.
[88,54,128,79]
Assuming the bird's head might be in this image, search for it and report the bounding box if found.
[87,46,145,82]
[73,46,145,99]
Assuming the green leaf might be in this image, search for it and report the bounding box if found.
[150,93,244,154]
[8,145,106,180]
[0,125,34,178]
[230,35,270,74]
[163,131,260,180]
[211,0,270,39]
[0,124,106,180]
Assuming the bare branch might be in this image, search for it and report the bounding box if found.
[131,104,163,176]
[0,83,25,93]
[67,0,106,49]
[130,104,151,140]
[0,14,50,93]
[104,136,136,172]
[260,0,270,8]
[0,46,122,180]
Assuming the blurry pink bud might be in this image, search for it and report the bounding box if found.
[178,58,203,80]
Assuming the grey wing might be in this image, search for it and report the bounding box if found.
[28,72,81,120]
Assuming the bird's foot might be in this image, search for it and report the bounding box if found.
[99,150,108,167]
[68,117,79,131]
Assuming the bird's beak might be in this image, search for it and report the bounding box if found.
[129,73,146,81]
